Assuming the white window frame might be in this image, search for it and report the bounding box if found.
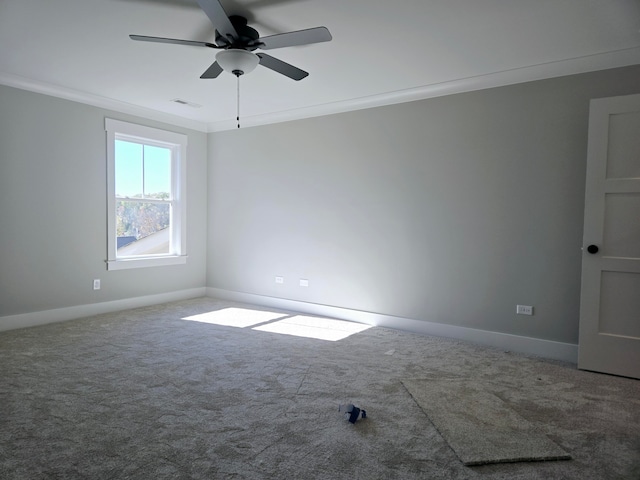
[105,118,187,270]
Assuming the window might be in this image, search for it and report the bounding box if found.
[105,119,187,270]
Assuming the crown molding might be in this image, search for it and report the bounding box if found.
[207,46,640,132]
[0,72,209,132]
[3,46,639,134]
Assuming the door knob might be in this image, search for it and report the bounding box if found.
[586,244,599,254]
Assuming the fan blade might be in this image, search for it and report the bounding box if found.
[200,61,224,79]
[257,53,308,81]
[259,27,332,50]
[130,35,219,49]
[196,0,237,40]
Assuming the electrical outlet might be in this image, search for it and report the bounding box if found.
[299,279,309,287]
[93,279,101,290]
[516,304,533,315]
[275,276,284,284]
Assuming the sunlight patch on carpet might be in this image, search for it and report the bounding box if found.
[182,307,287,328]
[253,315,371,341]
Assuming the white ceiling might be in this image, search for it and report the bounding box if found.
[1,0,639,131]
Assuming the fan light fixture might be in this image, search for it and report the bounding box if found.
[216,49,259,76]
[216,49,260,129]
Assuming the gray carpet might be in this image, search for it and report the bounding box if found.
[402,379,571,465]
[1,297,640,479]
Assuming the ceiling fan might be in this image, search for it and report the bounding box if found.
[130,0,332,81]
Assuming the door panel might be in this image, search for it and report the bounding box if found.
[599,271,640,338]
[578,93,640,379]
[603,193,640,257]
[606,111,640,179]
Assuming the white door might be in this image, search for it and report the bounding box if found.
[578,93,640,379]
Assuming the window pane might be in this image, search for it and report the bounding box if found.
[116,201,170,255]
[115,140,143,198]
[144,145,171,199]
[106,118,187,269]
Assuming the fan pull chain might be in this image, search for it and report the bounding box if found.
[236,74,240,129]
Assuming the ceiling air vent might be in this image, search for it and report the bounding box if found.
[171,98,202,108]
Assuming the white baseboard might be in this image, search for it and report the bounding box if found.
[1,287,579,364]
[207,288,578,364]
[0,287,207,332]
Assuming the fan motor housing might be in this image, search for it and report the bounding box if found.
[216,15,260,50]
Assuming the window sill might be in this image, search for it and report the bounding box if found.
[106,255,187,271]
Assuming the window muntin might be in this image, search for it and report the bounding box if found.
[105,119,187,270]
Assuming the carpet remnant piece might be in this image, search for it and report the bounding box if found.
[402,379,571,466]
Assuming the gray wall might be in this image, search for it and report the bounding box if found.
[207,65,640,345]
[2,65,638,343]
[0,86,208,317]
